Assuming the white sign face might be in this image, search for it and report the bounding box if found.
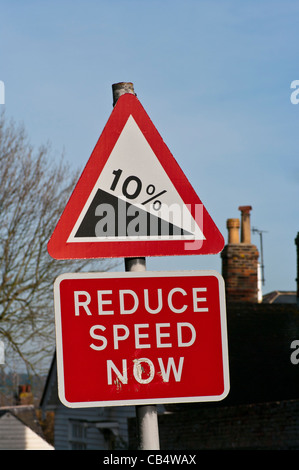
[68,116,205,243]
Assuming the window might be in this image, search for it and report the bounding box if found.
[69,421,87,450]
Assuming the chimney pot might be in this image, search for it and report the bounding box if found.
[239,205,252,243]
[227,218,240,244]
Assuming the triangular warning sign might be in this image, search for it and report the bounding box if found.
[47,93,224,259]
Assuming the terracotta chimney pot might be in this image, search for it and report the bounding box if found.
[227,218,240,244]
[239,205,252,243]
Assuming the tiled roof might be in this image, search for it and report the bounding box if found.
[0,405,42,435]
[263,291,297,304]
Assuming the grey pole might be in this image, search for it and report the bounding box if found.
[112,82,160,450]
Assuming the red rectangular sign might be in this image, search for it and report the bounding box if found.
[54,271,229,407]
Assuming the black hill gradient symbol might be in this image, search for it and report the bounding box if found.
[75,189,193,238]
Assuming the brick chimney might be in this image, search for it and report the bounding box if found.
[221,206,259,302]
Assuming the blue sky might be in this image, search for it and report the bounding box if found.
[1,0,299,296]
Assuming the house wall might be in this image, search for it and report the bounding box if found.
[0,412,54,450]
[109,405,137,448]
[53,404,136,450]
[54,407,106,450]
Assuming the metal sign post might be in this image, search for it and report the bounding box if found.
[124,256,160,450]
[114,83,160,450]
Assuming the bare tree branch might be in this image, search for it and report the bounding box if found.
[0,112,119,375]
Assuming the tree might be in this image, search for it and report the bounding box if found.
[0,112,117,375]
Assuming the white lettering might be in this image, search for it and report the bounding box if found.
[106,357,185,385]
[119,290,139,314]
[168,288,187,313]
[156,323,172,348]
[133,358,155,384]
[158,357,184,382]
[177,322,196,347]
[89,325,107,350]
[89,321,197,350]
[134,323,150,348]
[193,287,209,312]
[73,285,210,316]
[97,290,114,315]
[74,291,92,316]
[144,288,163,314]
[113,324,130,349]
[107,359,128,385]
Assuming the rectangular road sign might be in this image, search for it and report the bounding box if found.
[54,270,229,408]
